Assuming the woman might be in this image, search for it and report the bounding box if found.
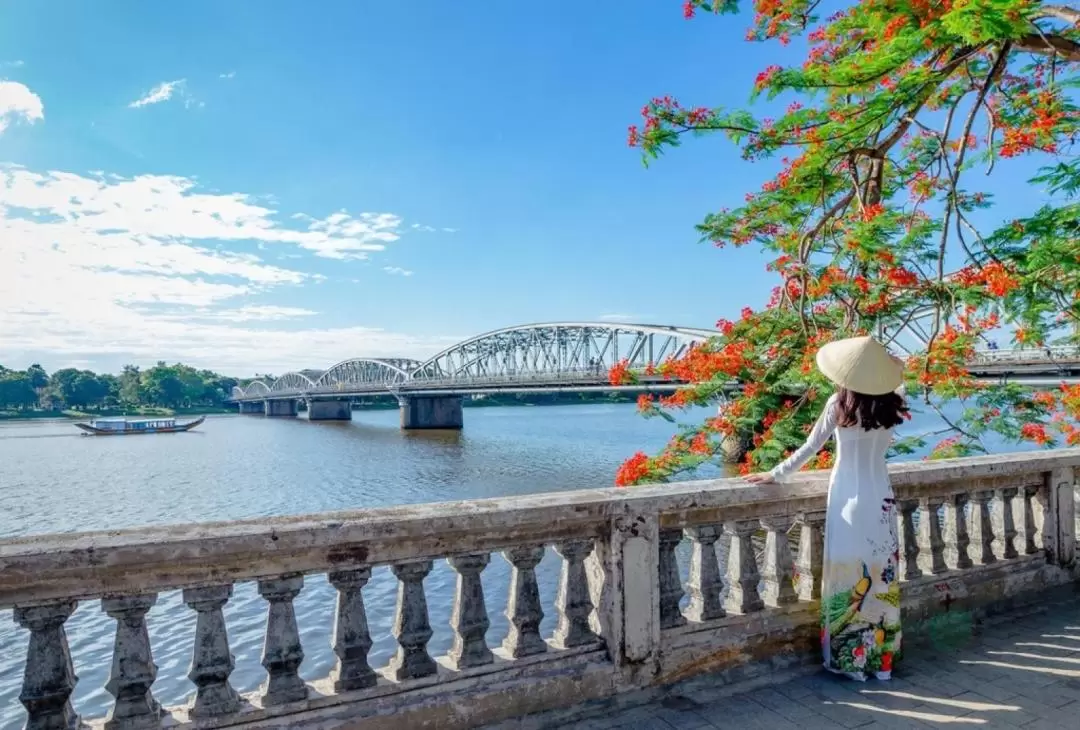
[746,336,908,681]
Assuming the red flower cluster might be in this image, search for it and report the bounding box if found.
[609,359,631,386]
[615,452,650,487]
[1020,423,1052,446]
[754,65,782,90]
[659,340,753,383]
[954,262,1020,297]
[883,266,919,288]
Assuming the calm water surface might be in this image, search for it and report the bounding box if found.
[0,403,1031,727]
[0,404,722,727]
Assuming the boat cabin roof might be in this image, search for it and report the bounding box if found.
[90,417,176,425]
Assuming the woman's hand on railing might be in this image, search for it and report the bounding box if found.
[744,473,776,485]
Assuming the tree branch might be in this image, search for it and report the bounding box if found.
[1015,32,1080,61]
[1035,4,1080,25]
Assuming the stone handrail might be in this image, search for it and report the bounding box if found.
[3,449,1079,730]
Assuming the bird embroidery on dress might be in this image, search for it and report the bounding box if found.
[828,562,871,636]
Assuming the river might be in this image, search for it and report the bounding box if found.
[0,403,1033,727]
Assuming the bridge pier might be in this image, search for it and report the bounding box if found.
[264,399,298,417]
[238,401,263,415]
[308,399,352,421]
[399,395,463,430]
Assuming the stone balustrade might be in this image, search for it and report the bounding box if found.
[2,449,1079,730]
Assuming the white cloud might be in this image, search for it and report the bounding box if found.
[1,60,25,68]
[305,211,402,259]
[410,223,457,234]
[160,305,319,322]
[219,71,236,79]
[1,167,403,260]
[0,81,44,134]
[383,266,413,277]
[0,165,441,372]
[129,79,188,109]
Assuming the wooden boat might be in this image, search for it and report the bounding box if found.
[74,416,205,436]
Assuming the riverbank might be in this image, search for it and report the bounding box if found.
[0,405,237,420]
[1,393,649,419]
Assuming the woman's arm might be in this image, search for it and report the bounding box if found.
[766,395,839,483]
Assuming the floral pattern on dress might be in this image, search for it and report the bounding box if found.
[818,496,902,680]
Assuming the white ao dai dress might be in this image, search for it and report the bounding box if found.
[769,393,902,680]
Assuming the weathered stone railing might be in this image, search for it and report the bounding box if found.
[2,449,1079,730]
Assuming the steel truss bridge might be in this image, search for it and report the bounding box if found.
[230,323,718,403]
[230,321,1080,406]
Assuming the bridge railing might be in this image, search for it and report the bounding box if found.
[236,368,677,400]
[396,368,667,392]
[970,346,1080,364]
[2,449,1078,730]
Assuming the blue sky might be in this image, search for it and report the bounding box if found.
[0,1,1049,375]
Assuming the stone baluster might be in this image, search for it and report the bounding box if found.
[943,494,973,570]
[388,560,438,679]
[553,540,600,648]
[658,528,686,629]
[447,554,495,667]
[916,497,947,575]
[1017,486,1040,555]
[992,488,1019,560]
[101,594,161,729]
[968,491,997,565]
[14,600,80,730]
[683,525,724,622]
[1029,484,1049,553]
[182,586,241,717]
[795,511,825,601]
[257,575,308,705]
[761,516,798,607]
[501,546,548,658]
[724,520,764,614]
[898,500,922,580]
[328,568,377,691]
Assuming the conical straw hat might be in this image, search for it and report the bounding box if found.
[815,336,903,395]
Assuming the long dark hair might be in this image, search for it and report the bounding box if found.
[834,387,908,431]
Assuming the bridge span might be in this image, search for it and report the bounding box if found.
[228,321,1080,429]
[229,322,716,427]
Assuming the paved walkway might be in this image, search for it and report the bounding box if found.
[564,597,1080,729]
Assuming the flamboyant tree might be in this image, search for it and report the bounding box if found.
[613,0,1080,485]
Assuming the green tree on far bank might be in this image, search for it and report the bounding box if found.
[25,364,48,392]
[0,361,239,414]
[0,369,37,410]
